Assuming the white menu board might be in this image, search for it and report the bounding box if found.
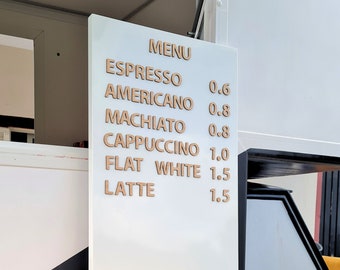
[89,14,238,270]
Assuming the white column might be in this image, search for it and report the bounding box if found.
[203,0,228,45]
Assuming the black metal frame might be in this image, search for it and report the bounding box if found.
[188,0,204,38]
[320,170,340,256]
[0,115,34,129]
[239,148,340,270]
[238,151,248,270]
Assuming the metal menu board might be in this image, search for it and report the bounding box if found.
[89,14,238,270]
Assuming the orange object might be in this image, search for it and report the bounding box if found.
[323,256,340,270]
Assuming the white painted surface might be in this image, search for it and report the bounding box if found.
[239,131,340,157]
[0,33,33,50]
[228,0,340,144]
[89,15,238,270]
[0,141,88,269]
[203,0,228,44]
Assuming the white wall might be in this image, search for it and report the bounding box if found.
[0,1,88,146]
[228,0,340,145]
[0,141,88,270]
[226,0,340,244]
[0,43,34,118]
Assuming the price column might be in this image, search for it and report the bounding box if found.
[207,80,232,203]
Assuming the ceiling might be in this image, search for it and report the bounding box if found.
[16,0,197,36]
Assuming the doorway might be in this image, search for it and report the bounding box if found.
[0,33,34,143]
